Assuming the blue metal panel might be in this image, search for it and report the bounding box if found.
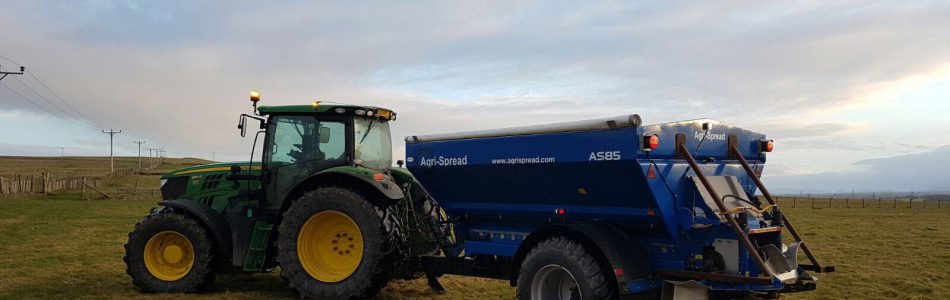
[465,240,520,257]
[407,127,657,222]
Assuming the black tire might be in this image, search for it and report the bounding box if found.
[516,237,618,300]
[277,187,395,300]
[124,209,217,293]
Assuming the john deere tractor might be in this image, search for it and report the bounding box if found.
[124,91,444,299]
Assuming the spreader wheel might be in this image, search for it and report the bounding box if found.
[517,237,618,300]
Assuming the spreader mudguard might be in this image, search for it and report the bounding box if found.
[513,223,652,293]
[572,223,653,280]
[158,199,233,265]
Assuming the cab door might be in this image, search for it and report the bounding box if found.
[262,115,350,210]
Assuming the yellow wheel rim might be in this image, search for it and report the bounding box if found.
[297,210,364,283]
[143,231,195,281]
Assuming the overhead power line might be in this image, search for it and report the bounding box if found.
[10,76,78,120]
[2,53,155,156]
[25,71,103,128]
[0,54,23,66]
[0,82,58,115]
[1,54,103,128]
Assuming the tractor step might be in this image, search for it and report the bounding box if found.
[242,221,273,271]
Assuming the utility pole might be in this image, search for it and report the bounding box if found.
[0,65,25,82]
[211,152,216,161]
[102,129,122,173]
[60,147,65,157]
[133,140,146,169]
[147,148,155,168]
[157,148,165,165]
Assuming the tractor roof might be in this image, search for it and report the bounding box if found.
[257,103,394,116]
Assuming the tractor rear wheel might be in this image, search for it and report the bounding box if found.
[124,209,217,292]
[277,187,395,299]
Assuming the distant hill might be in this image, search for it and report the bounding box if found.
[0,156,214,177]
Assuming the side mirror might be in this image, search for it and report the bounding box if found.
[238,114,265,138]
[396,160,404,168]
[238,115,247,137]
[319,126,331,143]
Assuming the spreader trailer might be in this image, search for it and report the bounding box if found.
[405,115,834,299]
[123,90,832,300]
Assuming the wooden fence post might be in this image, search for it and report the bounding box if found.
[0,176,4,194]
[894,198,898,208]
[862,198,865,208]
[81,177,87,199]
[43,172,49,195]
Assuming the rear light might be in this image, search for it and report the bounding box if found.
[642,134,659,151]
[555,208,566,215]
[760,139,774,153]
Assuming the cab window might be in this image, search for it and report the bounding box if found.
[268,116,345,165]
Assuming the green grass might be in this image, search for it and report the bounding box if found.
[0,194,511,300]
[0,157,947,299]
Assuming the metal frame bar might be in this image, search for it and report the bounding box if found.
[677,143,775,278]
[729,144,825,272]
[657,269,772,285]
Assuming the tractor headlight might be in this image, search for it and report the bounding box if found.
[160,179,168,187]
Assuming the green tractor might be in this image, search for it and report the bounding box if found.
[124,91,443,299]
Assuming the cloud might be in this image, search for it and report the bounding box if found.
[765,145,950,193]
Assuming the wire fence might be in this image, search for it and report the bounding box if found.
[0,167,157,199]
[774,196,948,209]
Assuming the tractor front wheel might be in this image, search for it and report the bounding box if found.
[277,187,394,299]
[124,209,217,292]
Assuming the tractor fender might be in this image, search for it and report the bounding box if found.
[511,223,653,292]
[158,199,232,266]
[292,168,405,202]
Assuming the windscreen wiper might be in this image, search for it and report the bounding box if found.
[358,117,376,144]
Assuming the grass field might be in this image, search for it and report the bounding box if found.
[0,157,947,300]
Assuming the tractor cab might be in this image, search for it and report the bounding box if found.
[242,99,397,210]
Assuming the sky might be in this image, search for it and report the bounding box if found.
[0,1,948,193]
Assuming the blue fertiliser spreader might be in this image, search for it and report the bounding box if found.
[405,115,833,299]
